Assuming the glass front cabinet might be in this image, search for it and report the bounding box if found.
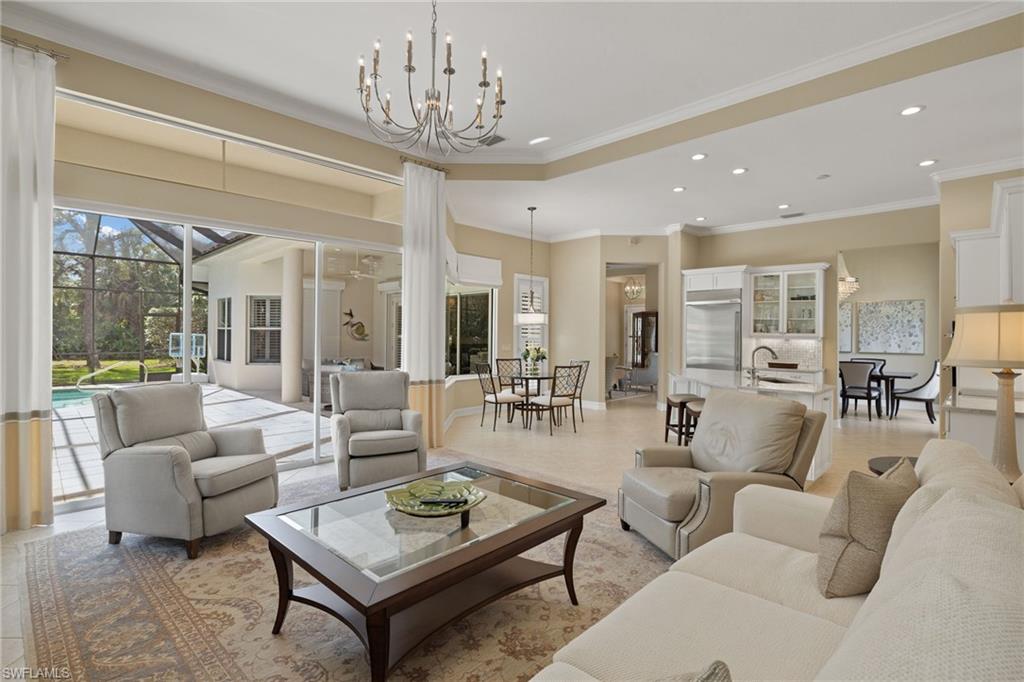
[747,266,826,338]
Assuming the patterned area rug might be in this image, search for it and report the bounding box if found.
[22,451,670,681]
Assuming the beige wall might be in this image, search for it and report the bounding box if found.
[605,280,626,361]
[551,237,604,402]
[937,169,1024,428]
[694,206,939,390]
[837,242,940,381]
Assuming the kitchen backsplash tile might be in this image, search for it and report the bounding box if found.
[753,338,822,369]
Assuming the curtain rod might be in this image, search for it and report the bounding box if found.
[400,155,449,174]
[1,36,70,61]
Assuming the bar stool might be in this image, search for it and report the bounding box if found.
[665,393,699,445]
[683,400,705,446]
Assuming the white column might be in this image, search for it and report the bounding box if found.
[281,248,303,403]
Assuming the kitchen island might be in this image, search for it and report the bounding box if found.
[668,368,834,481]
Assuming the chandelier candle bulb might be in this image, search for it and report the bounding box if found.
[373,40,380,76]
[480,49,488,86]
[406,32,413,68]
[445,33,452,70]
[358,57,365,90]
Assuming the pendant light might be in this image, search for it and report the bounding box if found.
[516,207,548,325]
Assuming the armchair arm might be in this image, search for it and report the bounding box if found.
[733,484,831,553]
[208,426,265,456]
[402,409,427,472]
[635,445,693,468]
[103,445,203,540]
[331,414,352,489]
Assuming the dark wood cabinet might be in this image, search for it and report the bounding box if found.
[631,311,658,368]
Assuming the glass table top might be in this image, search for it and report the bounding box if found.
[280,467,575,581]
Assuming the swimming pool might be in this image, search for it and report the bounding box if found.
[52,388,102,407]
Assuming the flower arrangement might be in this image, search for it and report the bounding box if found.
[521,346,548,375]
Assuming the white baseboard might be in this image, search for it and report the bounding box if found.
[581,400,607,411]
[656,401,666,412]
[444,406,480,432]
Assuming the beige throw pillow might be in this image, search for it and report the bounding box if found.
[817,458,918,598]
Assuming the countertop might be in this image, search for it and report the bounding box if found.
[741,366,825,375]
[673,369,833,396]
[944,392,1024,416]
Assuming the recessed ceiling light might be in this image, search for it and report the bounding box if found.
[918,159,937,167]
[691,153,707,161]
[672,186,686,193]
[900,105,925,116]
[695,216,707,222]
[528,136,551,145]
[732,167,748,175]
[816,173,831,180]
[778,203,790,210]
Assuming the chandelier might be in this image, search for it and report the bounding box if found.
[624,277,645,301]
[837,251,860,302]
[356,0,505,156]
[515,207,548,326]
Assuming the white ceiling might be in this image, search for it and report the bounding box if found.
[447,49,1024,239]
[5,1,1014,162]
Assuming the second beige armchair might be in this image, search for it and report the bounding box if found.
[330,370,426,490]
[619,388,825,559]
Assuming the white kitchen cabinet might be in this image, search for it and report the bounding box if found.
[747,264,828,338]
[683,266,748,293]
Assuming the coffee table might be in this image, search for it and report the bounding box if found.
[245,462,605,681]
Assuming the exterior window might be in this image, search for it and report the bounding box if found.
[248,295,281,364]
[387,292,403,370]
[216,298,232,361]
[446,289,493,376]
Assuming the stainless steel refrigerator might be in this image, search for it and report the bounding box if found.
[684,289,742,370]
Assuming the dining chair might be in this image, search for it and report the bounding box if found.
[529,364,583,435]
[851,357,886,417]
[839,360,882,421]
[892,360,941,423]
[569,359,590,422]
[475,363,523,431]
[495,357,525,418]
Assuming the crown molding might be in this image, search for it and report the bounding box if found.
[703,196,939,236]
[930,157,1024,185]
[536,4,1024,163]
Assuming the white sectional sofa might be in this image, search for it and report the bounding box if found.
[534,439,1024,681]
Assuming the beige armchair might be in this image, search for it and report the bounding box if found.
[95,383,278,559]
[619,388,825,559]
[330,370,426,490]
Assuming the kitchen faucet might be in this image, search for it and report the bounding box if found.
[750,345,779,383]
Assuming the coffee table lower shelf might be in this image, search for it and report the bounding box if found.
[277,552,571,678]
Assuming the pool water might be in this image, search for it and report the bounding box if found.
[52,388,101,407]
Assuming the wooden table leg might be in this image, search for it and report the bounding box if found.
[366,610,390,682]
[269,541,293,634]
[562,520,584,606]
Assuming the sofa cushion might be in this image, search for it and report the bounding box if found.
[552,571,846,682]
[531,662,598,681]
[190,453,277,497]
[690,389,806,474]
[348,430,419,457]
[621,467,702,522]
[345,409,403,432]
[672,533,865,627]
[816,490,1024,680]
[882,439,1020,574]
[817,468,916,598]
[332,370,408,412]
[137,430,217,462]
[109,383,206,446]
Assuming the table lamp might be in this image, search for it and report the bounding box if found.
[944,304,1024,480]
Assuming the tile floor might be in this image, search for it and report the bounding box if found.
[3,394,939,669]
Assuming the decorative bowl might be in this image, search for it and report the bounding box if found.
[385,479,487,517]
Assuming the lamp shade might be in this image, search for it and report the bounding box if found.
[516,311,548,326]
[944,305,1024,369]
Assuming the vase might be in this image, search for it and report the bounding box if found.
[526,360,540,376]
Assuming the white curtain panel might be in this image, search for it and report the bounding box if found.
[401,162,447,446]
[1,45,56,532]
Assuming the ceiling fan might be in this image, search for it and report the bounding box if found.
[340,249,381,280]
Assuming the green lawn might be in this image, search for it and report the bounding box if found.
[52,358,180,386]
